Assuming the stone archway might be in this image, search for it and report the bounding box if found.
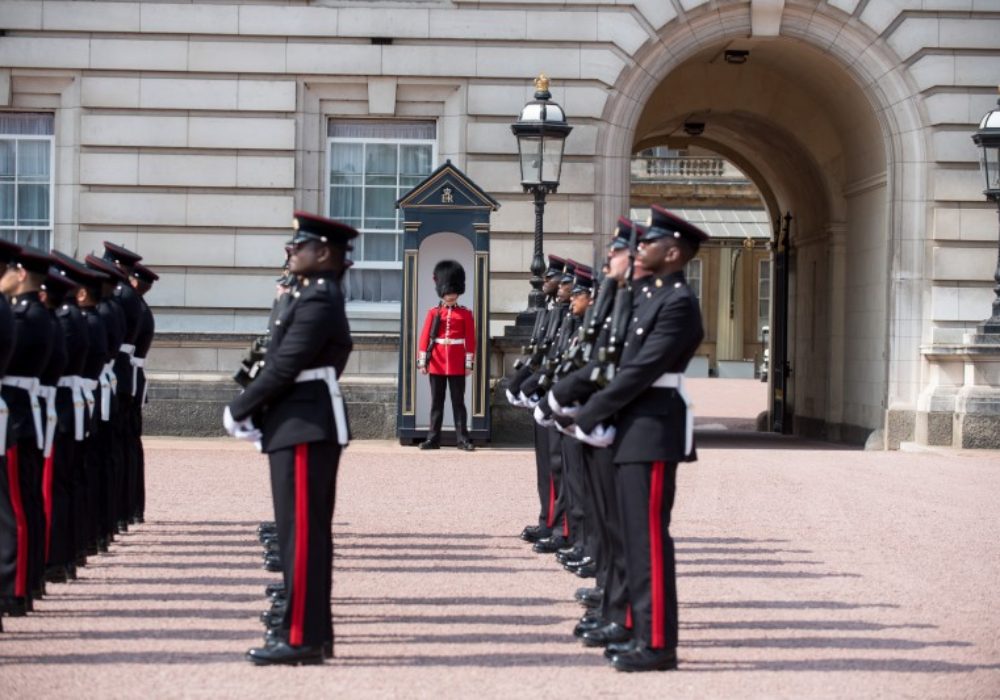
[596,3,928,444]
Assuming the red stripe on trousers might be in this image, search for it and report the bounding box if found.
[648,461,666,648]
[43,451,54,561]
[6,447,28,597]
[546,475,556,529]
[563,514,569,538]
[290,444,310,647]
[625,604,633,630]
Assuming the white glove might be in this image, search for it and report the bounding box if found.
[574,423,616,448]
[223,406,263,443]
[506,388,520,407]
[533,404,554,427]
[525,393,542,409]
[547,391,580,417]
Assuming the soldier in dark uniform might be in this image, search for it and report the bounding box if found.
[100,243,145,531]
[509,255,566,544]
[0,245,56,613]
[129,262,158,524]
[84,255,128,550]
[62,258,110,563]
[38,265,84,583]
[0,240,23,621]
[226,211,356,666]
[572,205,708,672]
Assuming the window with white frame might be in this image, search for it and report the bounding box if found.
[0,113,54,250]
[327,120,436,303]
[685,258,702,303]
[758,258,771,341]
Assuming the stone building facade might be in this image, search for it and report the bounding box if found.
[1,0,998,446]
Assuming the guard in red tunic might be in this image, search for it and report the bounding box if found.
[417,260,476,451]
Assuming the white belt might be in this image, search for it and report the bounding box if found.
[129,355,145,398]
[434,338,464,346]
[57,376,88,441]
[295,366,349,446]
[1,376,43,451]
[38,385,57,458]
[651,373,694,456]
[119,343,136,355]
[79,378,98,420]
[0,395,7,454]
[98,362,117,421]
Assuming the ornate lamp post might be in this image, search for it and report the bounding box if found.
[511,74,572,312]
[971,89,1000,334]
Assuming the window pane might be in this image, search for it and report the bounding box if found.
[17,140,50,181]
[329,186,362,221]
[400,144,432,186]
[19,229,49,249]
[363,187,397,229]
[346,268,404,302]
[0,141,14,181]
[365,144,397,187]
[330,119,435,140]
[17,184,48,225]
[364,233,398,262]
[0,184,13,226]
[330,143,363,186]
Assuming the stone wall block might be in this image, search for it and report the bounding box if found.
[233,234,291,267]
[238,6,339,36]
[184,271,275,309]
[43,1,140,31]
[886,17,939,61]
[2,0,43,29]
[80,153,139,186]
[476,47,581,80]
[186,194,293,229]
[932,129,980,164]
[81,115,188,148]
[428,9,526,40]
[580,48,626,87]
[908,54,954,92]
[188,117,295,150]
[188,41,286,74]
[383,46,477,77]
[91,39,188,71]
[467,122,518,155]
[286,43,381,75]
[238,80,297,112]
[526,11,598,42]
[631,0,677,29]
[140,4,239,34]
[932,167,985,202]
[81,77,140,108]
[954,56,1000,86]
[139,233,236,267]
[0,37,90,69]
[339,8,430,38]
[932,246,997,282]
[139,154,238,188]
[939,18,1000,50]
[144,272,186,307]
[140,78,238,111]
[236,156,295,189]
[80,192,187,227]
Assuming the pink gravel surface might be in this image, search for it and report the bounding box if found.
[2,434,999,699]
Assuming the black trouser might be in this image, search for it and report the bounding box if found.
[17,439,45,596]
[113,392,132,527]
[44,431,76,569]
[71,423,90,560]
[427,374,468,443]
[584,445,629,626]
[547,426,566,536]
[130,397,145,520]
[269,440,341,648]
[616,461,678,650]
[533,422,552,529]
[559,436,587,550]
[0,446,29,599]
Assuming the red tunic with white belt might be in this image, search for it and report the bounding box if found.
[417,304,476,376]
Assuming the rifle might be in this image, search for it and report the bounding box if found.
[513,303,548,370]
[562,273,616,372]
[591,225,638,387]
[233,334,269,387]
[538,310,577,391]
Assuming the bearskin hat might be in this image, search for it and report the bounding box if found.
[433,259,466,297]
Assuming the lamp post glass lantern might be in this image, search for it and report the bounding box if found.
[511,74,572,310]
[971,89,1000,334]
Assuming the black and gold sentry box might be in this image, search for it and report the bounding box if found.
[395,160,499,445]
